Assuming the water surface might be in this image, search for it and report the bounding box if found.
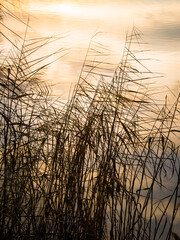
[2,0,180,99]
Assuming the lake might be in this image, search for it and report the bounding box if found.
[1,1,180,237]
[1,0,180,100]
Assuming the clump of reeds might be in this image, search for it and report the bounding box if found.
[0,3,180,240]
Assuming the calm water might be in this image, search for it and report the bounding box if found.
[1,0,180,235]
[2,0,180,99]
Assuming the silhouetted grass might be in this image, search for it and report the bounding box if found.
[0,3,180,240]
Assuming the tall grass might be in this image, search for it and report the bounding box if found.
[0,3,180,240]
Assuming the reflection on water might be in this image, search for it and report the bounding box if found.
[1,0,180,237]
[1,0,180,98]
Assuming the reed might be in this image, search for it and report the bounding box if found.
[0,3,180,240]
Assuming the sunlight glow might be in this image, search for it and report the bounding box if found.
[29,2,90,18]
[28,2,132,20]
[50,3,81,17]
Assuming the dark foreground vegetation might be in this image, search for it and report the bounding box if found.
[0,2,180,239]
